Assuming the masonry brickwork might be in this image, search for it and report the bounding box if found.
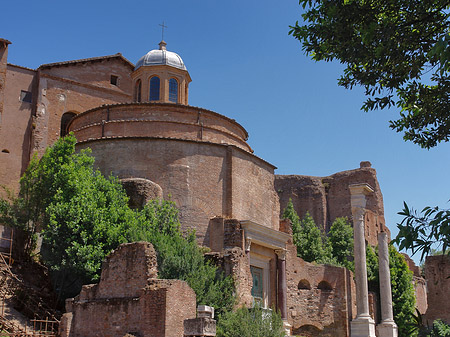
[424,255,450,325]
[60,242,196,337]
[275,161,387,245]
[285,241,357,336]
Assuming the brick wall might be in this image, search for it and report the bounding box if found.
[285,242,356,337]
[424,255,450,325]
[276,162,387,245]
[62,242,196,337]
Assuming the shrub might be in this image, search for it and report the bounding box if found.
[216,305,284,337]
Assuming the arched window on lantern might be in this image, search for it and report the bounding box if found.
[169,78,178,103]
[149,76,160,101]
[134,79,142,102]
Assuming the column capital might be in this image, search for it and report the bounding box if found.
[351,206,366,220]
[275,249,287,260]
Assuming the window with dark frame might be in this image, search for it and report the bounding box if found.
[20,90,32,103]
[149,76,160,101]
[169,78,178,103]
[110,75,119,86]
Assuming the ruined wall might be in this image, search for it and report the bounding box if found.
[285,242,356,337]
[276,161,386,245]
[62,242,196,337]
[424,255,450,325]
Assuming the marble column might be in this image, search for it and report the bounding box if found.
[376,232,398,337]
[349,183,376,337]
[275,249,291,336]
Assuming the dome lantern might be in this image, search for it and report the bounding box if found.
[132,41,191,105]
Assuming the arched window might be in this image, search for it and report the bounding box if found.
[169,78,178,103]
[149,76,160,101]
[60,112,77,137]
[134,79,142,102]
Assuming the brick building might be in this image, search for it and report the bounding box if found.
[1,38,395,335]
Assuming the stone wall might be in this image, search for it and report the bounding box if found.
[61,242,196,337]
[424,255,450,325]
[276,161,386,245]
[285,242,356,337]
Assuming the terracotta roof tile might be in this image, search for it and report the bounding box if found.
[39,53,134,69]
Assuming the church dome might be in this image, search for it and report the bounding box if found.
[135,41,186,71]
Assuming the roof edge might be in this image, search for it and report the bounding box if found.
[38,53,135,70]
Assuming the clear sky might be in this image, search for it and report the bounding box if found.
[2,0,449,264]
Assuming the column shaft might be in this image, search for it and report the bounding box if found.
[378,232,395,322]
[353,209,370,317]
[277,256,287,320]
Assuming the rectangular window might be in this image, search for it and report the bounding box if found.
[20,90,32,103]
[110,75,119,86]
[251,266,264,300]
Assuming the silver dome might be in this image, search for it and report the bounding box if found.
[135,41,187,71]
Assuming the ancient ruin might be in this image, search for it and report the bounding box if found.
[0,37,448,336]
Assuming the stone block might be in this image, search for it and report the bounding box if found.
[184,317,216,337]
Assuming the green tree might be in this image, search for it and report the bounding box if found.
[282,201,333,264]
[328,217,354,271]
[282,198,301,236]
[296,212,328,263]
[131,199,235,316]
[366,245,417,337]
[394,202,450,261]
[216,305,284,337]
[290,0,450,149]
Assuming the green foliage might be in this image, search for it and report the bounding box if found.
[419,320,450,337]
[295,212,330,263]
[328,217,354,271]
[290,0,450,149]
[216,305,284,337]
[131,200,235,315]
[282,201,351,265]
[366,245,417,337]
[394,202,450,262]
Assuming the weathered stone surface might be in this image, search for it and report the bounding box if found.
[285,242,356,337]
[184,317,216,336]
[276,161,387,245]
[62,242,196,337]
[424,255,450,325]
[120,177,163,208]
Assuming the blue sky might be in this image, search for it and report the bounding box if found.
[2,0,449,264]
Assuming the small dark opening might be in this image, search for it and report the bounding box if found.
[20,90,32,103]
[298,279,311,290]
[2,149,10,153]
[110,75,119,86]
[318,280,333,291]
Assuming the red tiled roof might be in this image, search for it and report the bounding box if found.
[39,53,134,69]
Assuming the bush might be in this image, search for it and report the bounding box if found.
[216,305,284,337]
